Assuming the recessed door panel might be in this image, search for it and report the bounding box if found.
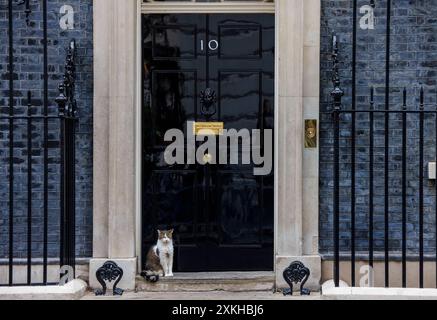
[142,13,274,272]
[219,25,262,59]
[219,71,261,130]
[149,70,197,145]
[152,25,198,59]
[216,172,262,246]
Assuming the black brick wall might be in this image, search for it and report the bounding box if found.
[320,0,437,257]
[0,0,92,259]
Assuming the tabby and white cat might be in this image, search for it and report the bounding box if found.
[142,229,174,282]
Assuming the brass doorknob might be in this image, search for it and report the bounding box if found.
[203,153,213,164]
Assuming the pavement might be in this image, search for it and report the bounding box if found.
[81,290,323,300]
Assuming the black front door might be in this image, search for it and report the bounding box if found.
[142,14,274,272]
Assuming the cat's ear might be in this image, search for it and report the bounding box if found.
[169,229,174,234]
[157,230,161,235]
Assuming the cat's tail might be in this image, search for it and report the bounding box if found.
[140,270,160,283]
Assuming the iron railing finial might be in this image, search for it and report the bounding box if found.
[56,40,77,119]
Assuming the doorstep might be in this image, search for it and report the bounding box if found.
[136,272,275,293]
[82,290,322,300]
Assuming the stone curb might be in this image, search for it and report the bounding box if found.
[323,287,437,300]
[0,279,88,300]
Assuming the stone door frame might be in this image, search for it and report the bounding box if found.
[91,0,321,291]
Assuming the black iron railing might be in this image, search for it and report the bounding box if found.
[328,0,437,289]
[330,84,437,288]
[1,0,77,287]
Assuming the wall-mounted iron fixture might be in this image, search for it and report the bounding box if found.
[56,40,78,119]
[16,0,32,26]
[330,35,344,111]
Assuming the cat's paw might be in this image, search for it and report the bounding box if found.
[167,273,174,277]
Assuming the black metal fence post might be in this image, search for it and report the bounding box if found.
[56,40,78,282]
[402,88,408,288]
[331,35,344,287]
[57,84,67,271]
[26,91,33,286]
[7,0,14,287]
[369,87,375,270]
[384,0,392,289]
[351,0,358,287]
[42,0,49,285]
[419,87,425,288]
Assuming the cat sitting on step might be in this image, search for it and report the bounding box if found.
[141,229,174,282]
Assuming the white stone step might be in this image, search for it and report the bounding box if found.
[136,272,275,293]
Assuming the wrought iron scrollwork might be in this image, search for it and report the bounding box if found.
[282,261,311,296]
[330,35,344,111]
[56,40,78,119]
[54,40,78,274]
[95,261,124,296]
[200,88,217,118]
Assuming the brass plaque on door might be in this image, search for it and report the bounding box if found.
[194,122,224,136]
